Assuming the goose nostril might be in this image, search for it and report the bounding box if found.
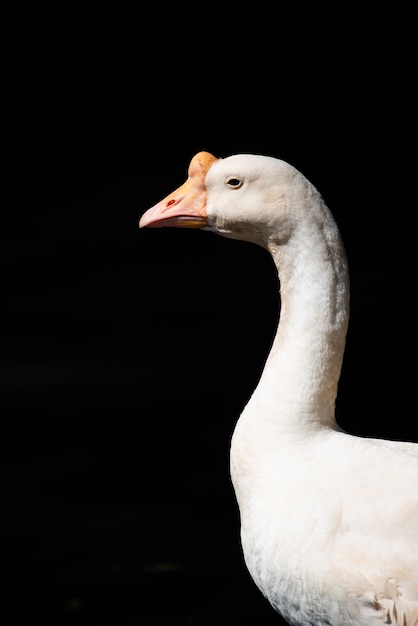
[166,198,176,207]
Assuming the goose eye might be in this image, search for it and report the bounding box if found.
[225,176,243,189]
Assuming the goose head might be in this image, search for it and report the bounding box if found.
[139,151,313,249]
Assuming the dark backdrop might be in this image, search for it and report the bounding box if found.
[2,10,416,625]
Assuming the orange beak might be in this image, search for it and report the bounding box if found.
[139,151,219,229]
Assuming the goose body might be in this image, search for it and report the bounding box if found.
[139,152,418,625]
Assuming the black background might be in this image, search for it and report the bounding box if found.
[2,9,417,625]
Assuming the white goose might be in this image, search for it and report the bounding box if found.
[139,151,418,626]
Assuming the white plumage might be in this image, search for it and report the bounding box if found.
[139,151,418,625]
